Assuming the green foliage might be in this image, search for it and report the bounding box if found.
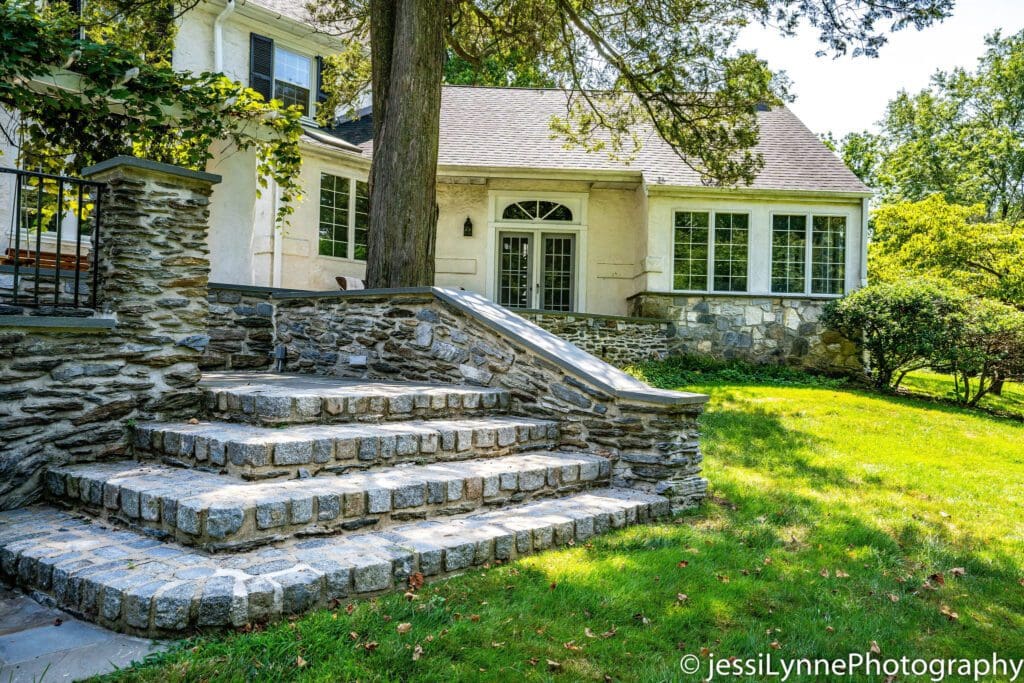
[628,354,845,389]
[869,196,1024,306]
[821,281,964,390]
[838,30,1024,221]
[931,298,1024,407]
[311,0,952,186]
[443,49,556,87]
[0,0,304,223]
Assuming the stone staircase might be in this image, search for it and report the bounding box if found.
[0,372,671,636]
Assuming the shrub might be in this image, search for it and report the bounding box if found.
[821,281,964,390]
[931,299,1024,406]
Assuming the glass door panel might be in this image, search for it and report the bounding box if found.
[498,232,533,309]
[540,233,575,312]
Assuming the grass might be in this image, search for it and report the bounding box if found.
[902,370,1024,419]
[103,361,1024,682]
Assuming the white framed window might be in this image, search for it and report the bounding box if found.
[318,173,369,261]
[671,210,749,293]
[273,47,312,115]
[770,212,847,296]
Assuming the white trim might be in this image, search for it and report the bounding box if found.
[669,208,751,295]
[317,171,368,263]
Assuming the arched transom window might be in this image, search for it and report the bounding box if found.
[501,200,574,222]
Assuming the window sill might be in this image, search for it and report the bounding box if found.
[316,254,367,265]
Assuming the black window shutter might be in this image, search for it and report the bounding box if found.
[249,33,275,101]
[315,56,328,104]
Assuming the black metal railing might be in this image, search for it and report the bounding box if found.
[1,167,104,310]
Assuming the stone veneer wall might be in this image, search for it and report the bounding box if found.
[629,293,861,372]
[272,290,708,511]
[201,284,277,371]
[519,311,672,367]
[0,158,219,510]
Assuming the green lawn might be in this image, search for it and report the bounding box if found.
[104,367,1024,682]
[903,370,1024,419]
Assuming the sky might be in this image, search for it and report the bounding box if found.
[737,0,1024,138]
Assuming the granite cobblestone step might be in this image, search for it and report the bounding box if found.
[132,416,559,480]
[200,372,511,425]
[45,452,611,551]
[0,489,669,636]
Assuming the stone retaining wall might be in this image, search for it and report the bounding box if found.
[0,158,220,510]
[629,293,861,373]
[202,285,276,371]
[272,290,708,511]
[519,311,672,367]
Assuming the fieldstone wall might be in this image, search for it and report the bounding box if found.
[0,157,220,510]
[272,290,708,511]
[520,311,672,367]
[629,293,861,373]
[201,284,276,371]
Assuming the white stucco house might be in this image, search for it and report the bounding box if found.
[3,0,871,368]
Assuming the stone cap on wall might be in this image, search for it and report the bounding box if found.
[272,286,708,407]
[82,156,222,185]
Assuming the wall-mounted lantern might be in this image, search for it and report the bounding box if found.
[463,216,473,237]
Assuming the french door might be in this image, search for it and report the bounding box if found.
[497,231,576,311]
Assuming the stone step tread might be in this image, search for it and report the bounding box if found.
[0,489,670,635]
[46,453,612,549]
[136,416,556,445]
[201,372,511,423]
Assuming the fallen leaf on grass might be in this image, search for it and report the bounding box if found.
[564,641,583,651]
[887,593,900,603]
[296,656,307,668]
[950,567,966,577]
[601,627,617,639]
[677,560,689,568]
[363,641,379,651]
[396,622,412,634]
[769,641,781,650]
[825,626,835,634]
[819,569,830,578]
[835,569,849,578]
[408,571,425,590]
[929,572,945,586]
[469,614,480,622]
[412,645,424,661]
[585,627,597,638]
[547,659,562,672]
[870,641,881,655]
[940,605,959,622]
[676,593,689,604]
[633,613,651,625]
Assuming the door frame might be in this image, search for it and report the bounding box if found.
[485,190,588,312]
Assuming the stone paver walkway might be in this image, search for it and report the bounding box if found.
[0,589,165,682]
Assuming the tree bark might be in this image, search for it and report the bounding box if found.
[365,0,444,288]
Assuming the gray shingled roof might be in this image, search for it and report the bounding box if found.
[328,86,870,195]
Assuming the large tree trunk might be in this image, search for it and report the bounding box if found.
[365,0,444,288]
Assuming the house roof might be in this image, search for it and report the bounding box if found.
[327,86,871,195]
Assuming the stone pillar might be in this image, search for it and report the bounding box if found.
[81,156,222,413]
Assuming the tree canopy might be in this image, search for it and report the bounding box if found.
[0,0,304,221]
[839,29,1024,222]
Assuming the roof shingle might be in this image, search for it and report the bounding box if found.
[328,86,870,195]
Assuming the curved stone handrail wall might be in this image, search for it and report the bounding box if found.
[270,287,709,510]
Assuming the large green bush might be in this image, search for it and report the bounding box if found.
[821,281,964,389]
[932,298,1024,406]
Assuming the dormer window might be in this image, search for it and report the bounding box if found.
[250,33,325,118]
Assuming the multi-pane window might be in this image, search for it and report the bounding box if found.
[770,213,847,295]
[812,216,846,295]
[319,174,369,261]
[318,173,349,258]
[713,213,748,292]
[771,215,807,293]
[274,47,311,115]
[672,211,710,290]
[672,211,748,292]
